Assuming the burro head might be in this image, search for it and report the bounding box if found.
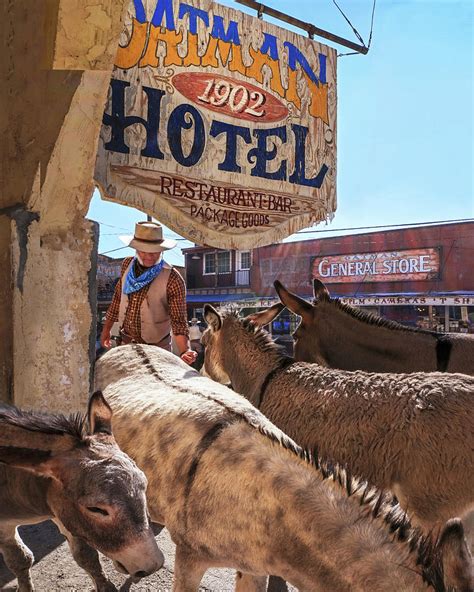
[0,392,164,579]
[202,302,286,383]
[274,278,330,364]
[434,518,474,592]
[202,304,230,384]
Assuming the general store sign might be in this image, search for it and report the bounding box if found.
[312,248,440,284]
[94,0,337,249]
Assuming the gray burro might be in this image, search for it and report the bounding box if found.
[0,392,163,592]
[95,344,473,592]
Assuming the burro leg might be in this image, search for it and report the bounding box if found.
[53,520,117,592]
[235,572,268,592]
[173,544,207,592]
[267,575,289,591]
[0,524,35,592]
[66,536,117,591]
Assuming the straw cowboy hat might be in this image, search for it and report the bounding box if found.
[120,222,176,252]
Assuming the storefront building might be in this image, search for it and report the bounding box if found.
[184,222,474,336]
[253,221,474,333]
[183,247,255,319]
[97,255,124,321]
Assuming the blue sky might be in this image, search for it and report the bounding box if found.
[88,0,473,266]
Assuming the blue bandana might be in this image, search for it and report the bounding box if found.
[123,258,165,295]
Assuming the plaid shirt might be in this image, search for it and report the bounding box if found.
[106,257,189,340]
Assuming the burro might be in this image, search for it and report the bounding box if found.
[102,80,329,189]
[94,345,473,592]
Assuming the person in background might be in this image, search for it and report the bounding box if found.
[100,221,197,365]
[188,318,204,371]
[189,318,203,350]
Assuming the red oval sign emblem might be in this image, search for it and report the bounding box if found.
[172,73,288,123]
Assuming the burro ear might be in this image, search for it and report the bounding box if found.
[88,391,113,436]
[204,304,222,332]
[0,413,75,453]
[0,446,59,479]
[438,518,473,591]
[245,302,285,327]
[313,279,330,301]
[273,280,313,318]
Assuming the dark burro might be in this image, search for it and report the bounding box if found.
[0,392,163,591]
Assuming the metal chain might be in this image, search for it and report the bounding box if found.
[334,0,377,58]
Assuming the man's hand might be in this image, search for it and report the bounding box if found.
[100,329,112,349]
[180,350,198,365]
[100,318,115,349]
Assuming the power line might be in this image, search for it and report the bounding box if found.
[101,232,191,240]
[99,218,473,255]
[91,220,131,232]
[293,218,474,235]
[99,246,129,256]
[99,237,192,255]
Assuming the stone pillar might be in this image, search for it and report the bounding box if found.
[1,0,127,410]
[11,217,99,412]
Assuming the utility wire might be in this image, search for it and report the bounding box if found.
[99,246,130,255]
[101,232,190,239]
[100,237,192,256]
[90,220,131,232]
[292,217,474,235]
[99,218,473,255]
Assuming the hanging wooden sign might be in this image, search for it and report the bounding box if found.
[94,0,337,249]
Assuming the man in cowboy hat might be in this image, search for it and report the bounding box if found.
[100,221,197,365]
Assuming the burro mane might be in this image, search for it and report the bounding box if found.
[320,294,437,336]
[226,309,290,357]
[0,404,85,440]
[136,339,449,591]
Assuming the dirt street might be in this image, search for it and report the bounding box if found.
[0,520,273,592]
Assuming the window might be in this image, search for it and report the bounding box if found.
[217,251,231,273]
[238,251,251,270]
[204,253,215,274]
[203,251,231,274]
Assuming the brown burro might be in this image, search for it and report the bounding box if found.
[202,304,474,533]
[95,344,473,592]
[0,392,163,592]
[273,279,474,375]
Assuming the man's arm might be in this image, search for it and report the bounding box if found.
[174,334,196,365]
[100,277,124,347]
[167,269,197,365]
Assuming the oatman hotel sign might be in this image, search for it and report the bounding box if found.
[95,0,337,249]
